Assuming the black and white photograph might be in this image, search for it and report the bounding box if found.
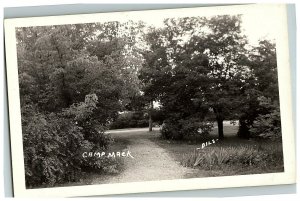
[4,4,295,197]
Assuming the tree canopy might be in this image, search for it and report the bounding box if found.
[138,15,276,140]
[17,15,281,187]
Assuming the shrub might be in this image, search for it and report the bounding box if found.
[250,97,281,139]
[22,108,86,187]
[22,94,117,188]
[109,111,148,129]
[160,120,181,140]
[62,93,112,149]
[160,118,214,140]
[250,107,281,139]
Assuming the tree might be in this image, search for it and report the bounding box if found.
[86,21,145,118]
[139,19,212,139]
[195,15,249,139]
[238,40,280,139]
[139,16,249,139]
[17,21,144,122]
[138,27,170,132]
[16,22,145,187]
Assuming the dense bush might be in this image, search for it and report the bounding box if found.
[22,94,117,188]
[250,107,281,139]
[160,117,214,140]
[160,120,181,140]
[22,105,83,187]
[109,111,148,129]
[250,97,281,139]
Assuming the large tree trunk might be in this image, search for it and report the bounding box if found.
[149,101,153,132]
[217,118,224,139]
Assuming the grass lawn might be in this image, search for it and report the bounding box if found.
[149,125,284,178]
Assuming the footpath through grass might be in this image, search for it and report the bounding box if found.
[63,125,284,186]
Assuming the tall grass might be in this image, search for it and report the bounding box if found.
[180,145,283,170]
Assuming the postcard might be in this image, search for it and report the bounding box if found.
[4,4,295,197]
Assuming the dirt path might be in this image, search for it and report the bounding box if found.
[91,129,195,184]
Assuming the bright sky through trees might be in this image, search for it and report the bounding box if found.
[129,11,277,46]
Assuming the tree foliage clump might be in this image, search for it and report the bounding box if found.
[139,16,281,140]
[238,40,281,139]
[161,118,214,140]
[249,97,281,139]
[109,111,149,129]
[22,94,115,188]
[17,22,144,187]
[22,105,83,187]
[140,16,250,140]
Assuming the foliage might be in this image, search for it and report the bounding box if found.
[196,15,249,139]
[22,105,84,187]
[63,93,98,122]
[17,22,145,187]
[139,16,249,139]
[249,97,281,139]
[22,94,116,188]
[161,118,214,140]
[17,23,142,116]
[238,40,281,139]
[17,16,282,187]
[109,111,149,129]
[139,16,280,140]
[180,144,283,170]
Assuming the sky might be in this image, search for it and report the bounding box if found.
[241,13,277,46]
